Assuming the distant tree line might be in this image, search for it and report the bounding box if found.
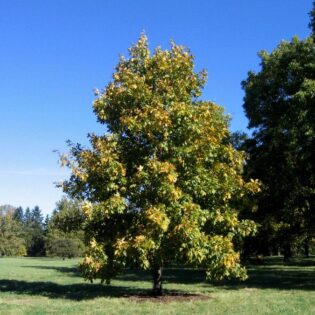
[0,199,85,258]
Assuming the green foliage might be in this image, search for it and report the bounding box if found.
[229,131,248,151]
[24,207,32,225]
[0,212,26,256]
[52,197,85,233]
[0,205,47,257]
[242,33,315,256]
[13,206,24,223]
[61,35,258,287]
[46,238,84,259]
[45,197,85,259]
[23,206,46,256]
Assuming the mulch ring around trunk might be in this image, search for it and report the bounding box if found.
[124,291,210,303]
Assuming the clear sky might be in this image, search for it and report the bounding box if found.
[0,0,312,215]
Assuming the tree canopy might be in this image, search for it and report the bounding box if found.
[242,19,315,258]
[45,197,85,259]
[61,35,259,294]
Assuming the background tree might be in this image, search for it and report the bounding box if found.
[0,211,26,256]
[46,238,84,259]
[45,197,85,259]
[52,197,85,233]
[23,206,45,256]
[43,214,51,232]
[242,6,315,260]
[24,207,32,226]
[61,35,259,294]
[0,205,16,216]
[13,206,24,224]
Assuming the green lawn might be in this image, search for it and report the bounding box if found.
[0,256,314,314]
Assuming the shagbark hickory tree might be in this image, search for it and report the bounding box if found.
[61,35,259,294]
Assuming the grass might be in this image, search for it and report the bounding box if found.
[0,256,315,314]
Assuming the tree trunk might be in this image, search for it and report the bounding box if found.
[283,243,292,263]
[304,238,310,258]
[152,266,163,295]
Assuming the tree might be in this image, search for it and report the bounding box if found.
[52,197,85,233]
[13,206,24,224]
[43,214,51,232]
[61,35,258,294]
[31,206,44,229]
[0,212,26,256]
[24,206,45,256]
[45,197,85,259]
[242,8,315,259]
[24,207,31,226]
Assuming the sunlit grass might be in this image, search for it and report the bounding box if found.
[0,256,314,314]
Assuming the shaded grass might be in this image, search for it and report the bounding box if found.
[0,279,140,300]
[213,257,315,291]
[0,256,314,314]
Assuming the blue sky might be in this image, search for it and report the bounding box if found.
[0,0,312,215]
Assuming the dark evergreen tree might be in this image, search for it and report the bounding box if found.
[13,206,24,224]
[31,206,44,229]
[24,207,32,226]
[43,214,50,233]
[23,206,45,256]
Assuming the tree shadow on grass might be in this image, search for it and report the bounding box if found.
[8,257,315,300]
[123,266,315,291]
[117,268,206,285]
[211,258,315,291]
[22,265,206,284]
[0,279,152,301]
[247,256,315,267]
[0,267,208,301]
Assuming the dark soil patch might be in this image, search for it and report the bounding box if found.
[125,291,210,303]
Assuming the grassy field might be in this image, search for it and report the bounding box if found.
[0,256,314,314]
